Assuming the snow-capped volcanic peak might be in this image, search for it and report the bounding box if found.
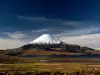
[30,34,61,44]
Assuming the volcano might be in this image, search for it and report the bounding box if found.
[2,34,94,56]
[30,34,61,44]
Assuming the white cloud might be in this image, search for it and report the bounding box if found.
[17,16,47,22]
[0,38,27,49]
[66,27,100,35]
[17,15,84,27]
[55,27,100,37]
[62,21,84,26]
[32,29,48,33]
[4,32,27,39]
[59,33,100,49]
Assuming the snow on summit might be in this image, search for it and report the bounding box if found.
[30,34,61,44]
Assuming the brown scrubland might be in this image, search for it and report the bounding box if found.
[0,48,100,75]
[0,54,100,75]
[0,63,100,75]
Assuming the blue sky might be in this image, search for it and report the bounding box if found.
[1,0,100,49]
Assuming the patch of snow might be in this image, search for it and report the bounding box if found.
[30,34,61,44]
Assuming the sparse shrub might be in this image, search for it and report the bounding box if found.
[4,71,13,75]
[0,72,3,75]
[54,71,64,75]
[24,72,32,75]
